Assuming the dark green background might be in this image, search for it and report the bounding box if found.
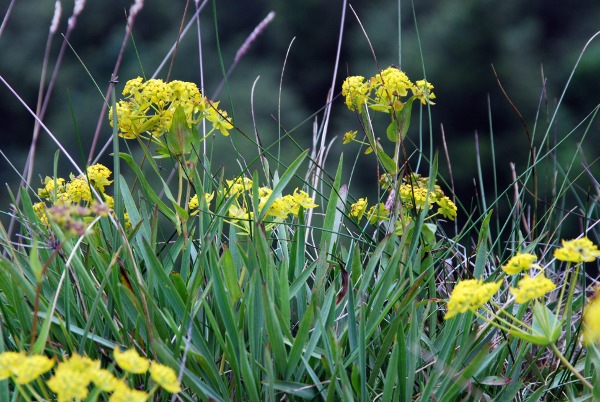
[1,0,599,230]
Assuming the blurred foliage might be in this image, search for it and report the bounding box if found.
[1,0,599,227]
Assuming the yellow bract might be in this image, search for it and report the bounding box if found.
[509,274,556,304]
[113,348,150,374]
[502,253,540,275]
[444,279,502,320]
[554,237,600,263]
[150,362,182,393]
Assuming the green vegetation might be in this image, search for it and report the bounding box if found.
[1,1,600,400]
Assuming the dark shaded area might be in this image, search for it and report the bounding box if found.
[0,0,599,237]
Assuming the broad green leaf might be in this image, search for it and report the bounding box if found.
[386,120,399,142]
[397,97,416,140]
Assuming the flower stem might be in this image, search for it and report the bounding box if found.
[549,342,593,390]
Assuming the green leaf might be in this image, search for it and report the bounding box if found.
[510,302,561,345]
[386,120,399,142]
[165,105,196,156]
[29,237,43,283]
[375,143,398,175]
[397,97,416,140]
[221,249,242,303]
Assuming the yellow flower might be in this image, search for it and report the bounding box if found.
[436,196,457,220]
[206,103,234,136]
[47,354,98,402]
[189,192,214,215]
[188,194,199,210]
[33,201,49,225]
[349,198,368,220]
[342,130,357,144]
[225,177,253,197]
[341,75,369,112]
[367,203,389,224]
[109,380,149,402]
[67,177,93,203]
[114,348,150,374]
[38,176,66,200]
[509,274,556,304]
[583,288,600,345]
[501,253,540,275]
[92,368,119,392]
[411,79,436,105]
[266,197,291,220]
[87,164,113,192]
[371,67,414,112]
[444,279,502,319]
[288,189,318,216]
[150,362,182,393]
[554,237,600,263]
[0,352,23,380]
[11,354,54,384]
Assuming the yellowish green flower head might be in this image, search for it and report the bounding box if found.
[38,176,66,200]
[113,348,150,374]
[150,362,182,393]
[46,353,99,402]
[371,67,414,112]
[92,368,120,392]
[412,79,437,105]
[66,177,93,203]
[502,253,540,275]
[0,352,54,384]
[436,196,457,220]
[583,288,600,346]
[109,380,149,402]
[0,352,21,380]
[341,75,370,111]
[33,201,49,225]
[554,237,600,263]
[188,192,214,216]
[367,203,390,224]
[10,354,55,384]
[350,198,369,221]
[87,163,113,193]
[343,130,357,144]
[509,274,556,304]
[206,103,234,136]
[444,279,502,319]
[341,67,435,115]
[225,176,253,197]
[109,77,233,140]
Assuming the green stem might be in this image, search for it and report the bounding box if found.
[549,342,593,390]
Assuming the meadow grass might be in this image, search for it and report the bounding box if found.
[1,1,600,401]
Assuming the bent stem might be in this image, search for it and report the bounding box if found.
[549,342,593,390]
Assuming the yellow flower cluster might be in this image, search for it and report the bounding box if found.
[446,238,600,318]
[501,253,540,275]
[509,274,556,304]
[188,192,214,216]
[0,349,181,401]
[584,287,600,345]
[349,173,457,232]
[444,279,502,320]
[502,252,556,305]
[221,176,318,234]
[33,164,119,234]
[341,66,435,114]
[0,352,54,384]
[554,237,600,263]
[109,77,233,139]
